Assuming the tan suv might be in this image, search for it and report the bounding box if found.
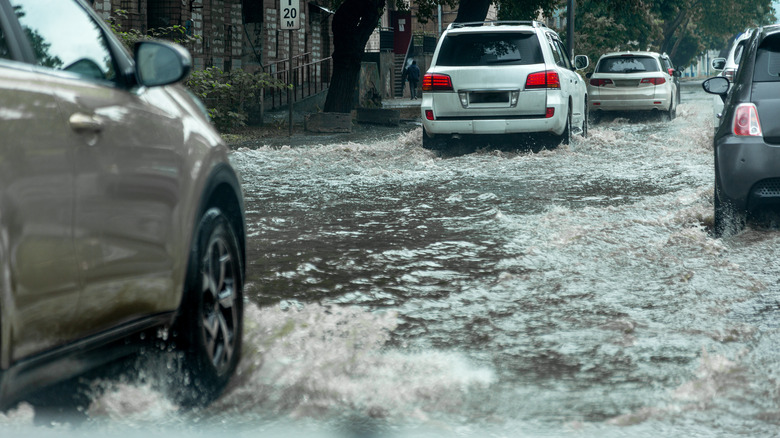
[0,0,246,409]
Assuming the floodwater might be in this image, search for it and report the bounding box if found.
[4,82,780,437]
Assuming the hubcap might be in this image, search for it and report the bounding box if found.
[200,231,239,374]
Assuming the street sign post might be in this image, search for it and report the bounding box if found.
[280,0,300,30]
[281,0,301,136]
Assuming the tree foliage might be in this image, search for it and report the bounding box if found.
[409,0,776,68]
[576,0,775,68]
[317,0,775,113]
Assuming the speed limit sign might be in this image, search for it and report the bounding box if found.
[280,0,301,30]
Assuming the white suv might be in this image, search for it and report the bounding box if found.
[586,51,680,121]
[421,21,590,150]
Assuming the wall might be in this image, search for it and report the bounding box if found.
[90,0,332,74]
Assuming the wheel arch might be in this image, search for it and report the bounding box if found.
[193,163,246,282]
[174,162,246,318]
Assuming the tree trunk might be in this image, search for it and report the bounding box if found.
[323,0,383,113]
[669,17,690,58]
[455,0,492,23]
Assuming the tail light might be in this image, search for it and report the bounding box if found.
[733,103,762,136]
[667,68,675,76]
[526,71,560,89]
[723,69,737,80]
[423,73,453,91]
[640,77,666,85]
[589,78,613,86]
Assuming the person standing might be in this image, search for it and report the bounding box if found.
[407,60,421,100]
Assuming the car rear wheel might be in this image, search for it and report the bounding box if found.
[173,207,244,406]
[665,100,677,121]
[560,106,572,145]
[582,99,589,138]
[422,128,447,150]
[713,174,746,237]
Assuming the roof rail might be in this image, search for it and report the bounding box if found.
[447,20,548,30]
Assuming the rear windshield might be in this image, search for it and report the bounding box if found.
[596,56,660,73]
[435,32,543,66]
[753,34,780,82]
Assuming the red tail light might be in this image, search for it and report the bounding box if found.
[526,71,560,89]
[589,78,613,86]
[640,77,666,85]
[667,68,675,76]
[733,103,762,136]
[723,69,737,80]
[423,73,453,91]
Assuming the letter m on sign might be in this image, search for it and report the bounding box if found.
[280,0,301,30]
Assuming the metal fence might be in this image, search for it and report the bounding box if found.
[263,53,332,111]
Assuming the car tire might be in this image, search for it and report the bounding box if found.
[173,207,244,406]
[665,100,677,121]
[591,110,601,125]
[422,128,446,150]
[560,106,572,145]
[713,174,746,237]
[582,99,589,138]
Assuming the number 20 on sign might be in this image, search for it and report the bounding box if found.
[281,0,300,30]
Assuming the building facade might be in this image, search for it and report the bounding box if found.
[90,0,333,74]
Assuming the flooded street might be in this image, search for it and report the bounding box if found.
[4,81,780,437]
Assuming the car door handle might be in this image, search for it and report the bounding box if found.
[69,113,104,133]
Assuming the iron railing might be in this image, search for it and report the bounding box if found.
[263,53,332,111]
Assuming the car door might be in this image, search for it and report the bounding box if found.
[0,2,81,363]
[547,34,584,127]
[10,0,184,339]
[661,56,679,104]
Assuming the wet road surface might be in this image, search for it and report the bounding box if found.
[4,81,780,437]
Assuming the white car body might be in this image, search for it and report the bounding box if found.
[420,21,589,149]
[587,51,678,118]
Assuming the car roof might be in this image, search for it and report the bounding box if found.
[444,20,549,34]
[598,51,663,59]
[759,24,780,39]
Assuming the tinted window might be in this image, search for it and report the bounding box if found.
[9,0,116,81]
[0,26,9,60]
[733,42,746,64]
[436,32,543,66]
[753,34,780,82]
[596,56,660,73]
[554,40,571,69]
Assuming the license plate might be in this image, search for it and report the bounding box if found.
[470,91,510,104]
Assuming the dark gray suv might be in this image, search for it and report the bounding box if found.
[703,24,780,236]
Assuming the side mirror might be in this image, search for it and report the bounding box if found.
[585,72,593,79]
[711,57,726,71]
[134,40,193,87]
[702,76,730,96]
[673,70,682,78]
[574,55,589,71]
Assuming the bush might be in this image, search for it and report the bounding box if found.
[186,68,290,132]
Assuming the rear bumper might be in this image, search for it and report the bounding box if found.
[716,134,780,211]
[588,84,672,112]
[590,98,671,112]
[420,93,568,136]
